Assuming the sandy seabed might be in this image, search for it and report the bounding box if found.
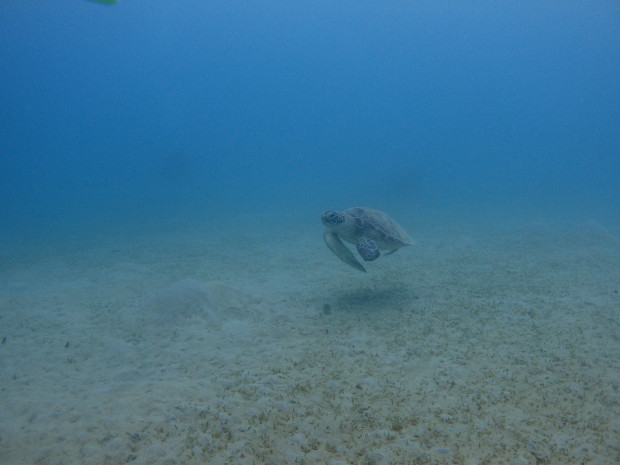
[1,214,619,465]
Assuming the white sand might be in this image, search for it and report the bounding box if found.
[1,214,618,465]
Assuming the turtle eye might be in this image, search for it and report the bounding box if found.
[323,211,344,225]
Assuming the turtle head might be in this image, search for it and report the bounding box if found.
[322,210,346,227]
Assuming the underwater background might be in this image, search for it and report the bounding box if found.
[1,2,620,465]
[1,0,619,240]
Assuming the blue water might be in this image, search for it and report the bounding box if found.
[1,0,619,239]
[1,4,620,464]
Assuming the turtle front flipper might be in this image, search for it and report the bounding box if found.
[323,231,366,272]
[356,237,380,261]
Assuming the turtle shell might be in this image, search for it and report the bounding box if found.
[346,207,414,246]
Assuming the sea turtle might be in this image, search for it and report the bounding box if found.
[322,207,414,272]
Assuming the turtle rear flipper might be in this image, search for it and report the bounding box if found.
[323,231,366,272]
[356,237,380,261]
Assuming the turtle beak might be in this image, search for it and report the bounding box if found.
[321,211,334,225]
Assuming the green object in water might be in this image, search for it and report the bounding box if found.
[88,0,118,5]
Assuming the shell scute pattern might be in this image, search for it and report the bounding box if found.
[349,208,409,245]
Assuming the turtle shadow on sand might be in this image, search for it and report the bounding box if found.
[325,284,419,314]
